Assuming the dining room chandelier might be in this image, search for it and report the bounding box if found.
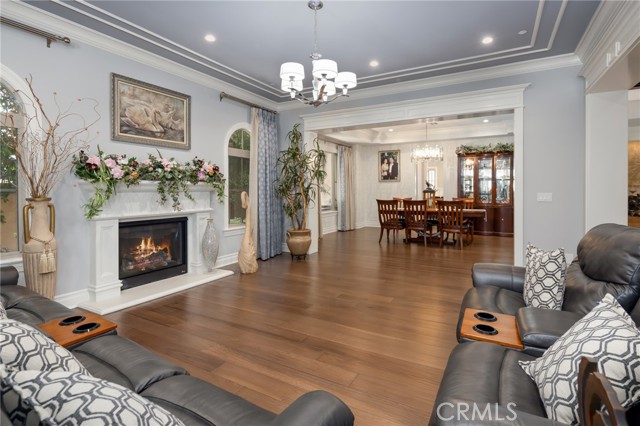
[279,0,357,107]
[411,122,443,162]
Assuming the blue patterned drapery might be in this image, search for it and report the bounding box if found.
[253,109,283,259]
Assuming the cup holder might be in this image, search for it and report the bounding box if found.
[474,311,497,322]
[58,315,86,326]
[72,322,100,334]
[473,324,498,335]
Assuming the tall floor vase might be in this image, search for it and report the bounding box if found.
[22,198,57,299]
[201,218,219,272]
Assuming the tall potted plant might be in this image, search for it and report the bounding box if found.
[275,123,326,258]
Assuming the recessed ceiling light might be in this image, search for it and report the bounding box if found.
[388,128,394,132]
[481,36,494,45]
[483,119,489,123]
[369,60,379,67]
[518,30,528,35]
[204,34,216,43]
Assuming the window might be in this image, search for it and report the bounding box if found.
[228,128,250,226]
[427,167,437,190]
[321,152,337,211]
[0,83,21,253]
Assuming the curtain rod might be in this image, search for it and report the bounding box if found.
[1,17,70,48]
[219,92,277,115]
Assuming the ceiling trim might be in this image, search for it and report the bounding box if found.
[277,54,578,112]
[2,0,281,111]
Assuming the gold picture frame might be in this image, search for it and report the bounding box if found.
[379,150,400,182]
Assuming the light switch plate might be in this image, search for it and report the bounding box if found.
[537,193,553,202]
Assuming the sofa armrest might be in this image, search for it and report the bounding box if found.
[472,263,526,292]
[270,390,354,426]
[0,266,19,286]
[516,307,583,351]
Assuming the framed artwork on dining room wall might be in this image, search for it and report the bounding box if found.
[379,150,400,182]
[111,73,191,150]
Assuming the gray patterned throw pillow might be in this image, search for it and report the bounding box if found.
[0,366,186,426]
[523,243,567,310]
[519,294,640,425]
[0,301,6,319]
[0,319,89,374]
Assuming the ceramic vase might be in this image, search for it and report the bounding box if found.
[22,197,57,299]
[286,228,311,259]
[201,218,219,272]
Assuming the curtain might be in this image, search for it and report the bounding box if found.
[337,145,356,231]
[252,108,282,260]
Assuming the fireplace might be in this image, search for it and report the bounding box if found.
[119,217,188,290]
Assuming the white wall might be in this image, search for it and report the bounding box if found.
[1,24,250,298]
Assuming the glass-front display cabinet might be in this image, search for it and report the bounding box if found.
[457,151,513,236]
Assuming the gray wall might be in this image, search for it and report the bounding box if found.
[280,65,586,257]
[1,25,251,297]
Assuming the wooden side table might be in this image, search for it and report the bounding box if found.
[38,311,117,348]
[460,308,524,350]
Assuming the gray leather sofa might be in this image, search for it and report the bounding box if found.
[0,267,354,426]
[429,223,640,425]
[457,223,640,356]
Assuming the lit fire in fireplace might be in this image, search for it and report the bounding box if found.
[121,236,172,273]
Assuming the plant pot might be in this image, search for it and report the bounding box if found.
[22,197,57,299]
[286,228,311,258]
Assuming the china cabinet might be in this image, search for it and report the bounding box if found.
[458,152,513,236]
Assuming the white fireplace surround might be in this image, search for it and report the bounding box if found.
[77,181,232,314]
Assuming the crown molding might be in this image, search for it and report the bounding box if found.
[277,54,579,112]
[575,0,640,91]
[1,0,280,112]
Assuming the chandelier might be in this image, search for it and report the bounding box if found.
[411,121,443,162]
[280,1,357,107]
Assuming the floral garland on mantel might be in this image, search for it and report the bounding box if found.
[455,143,514,155]
[72,147,225,219]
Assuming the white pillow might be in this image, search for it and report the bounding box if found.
[0,318,89,375]
[523,243,567,310]
[519,294,640,425]
[0,365,185,426]
[0,300,6,319]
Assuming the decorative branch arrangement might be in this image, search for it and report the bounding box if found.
[1,76,100,199]
[73,147,225,219]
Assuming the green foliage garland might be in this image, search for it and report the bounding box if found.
[455,143,514,155]
[73,147,225,219]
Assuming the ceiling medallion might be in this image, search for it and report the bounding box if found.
[279,1,357,107]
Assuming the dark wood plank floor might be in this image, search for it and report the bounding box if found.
[106,228,513,426]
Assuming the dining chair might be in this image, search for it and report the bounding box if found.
[403,199,438,246]
[437,200,473,249]
[393,197,412,210]
[376,199,404,243]
[452,197,476,240]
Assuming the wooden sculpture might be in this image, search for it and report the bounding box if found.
[238,191,258,274]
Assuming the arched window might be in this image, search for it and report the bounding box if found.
[228,128,250,226]
[0,82,23,253]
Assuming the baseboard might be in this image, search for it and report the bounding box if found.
[55,289,90,308]
[216,252,238,268]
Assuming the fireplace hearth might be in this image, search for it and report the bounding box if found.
[119,217,188,290]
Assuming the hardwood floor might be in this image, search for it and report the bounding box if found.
[106,228,514,426]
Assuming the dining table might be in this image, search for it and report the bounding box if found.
[399,207,487,244]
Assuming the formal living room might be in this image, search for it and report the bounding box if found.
[1,1,640,425]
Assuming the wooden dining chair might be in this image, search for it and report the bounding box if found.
[437,200,472,249]
[452,197,476,241]
[403,200,438,246]
[393,197,412,210]
[376,199,404,243]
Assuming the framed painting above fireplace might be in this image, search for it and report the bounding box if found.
[111,73,191,149]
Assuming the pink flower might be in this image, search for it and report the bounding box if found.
[140,159,152,166]
[161,158,173,171]
[203,163,213,173]
[104,158,117,169]
[197,171,206,181]
[86,156,101,166]
[110,166,124,179]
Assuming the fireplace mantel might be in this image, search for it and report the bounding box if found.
[77,180,232,314]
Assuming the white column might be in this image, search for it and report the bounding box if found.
[88,219,122,301]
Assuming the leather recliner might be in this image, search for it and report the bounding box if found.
[456,223,640,356]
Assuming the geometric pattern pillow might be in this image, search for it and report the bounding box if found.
[0,301,6,319]
[0,319,89,375]
[0,366,186,426]
[519,294,640,425]
[523,243,567,310]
